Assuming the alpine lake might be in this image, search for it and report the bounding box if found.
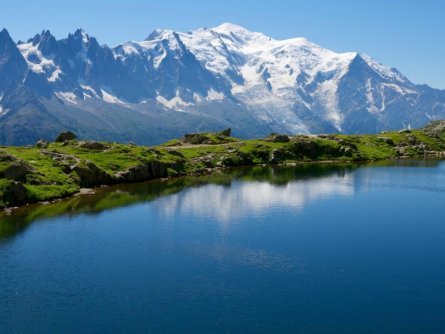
[1,159,445,333]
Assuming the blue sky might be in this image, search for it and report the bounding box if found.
[1,0,444,88]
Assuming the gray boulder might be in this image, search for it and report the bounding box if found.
[3,181,27,206]
[36,139,49,148]
[1,161,35,181]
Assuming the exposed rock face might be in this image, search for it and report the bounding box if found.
[2,163,32,181]
[292,141,321,159]
[424,120,445,138]
[115,161,169,183]
[0,160,35,182]
[2,181,27,206]
[183,133,210,145]
[55,131,77,143]
[72,161,114,187]
[2,25,445,146]
[218,128,232,137]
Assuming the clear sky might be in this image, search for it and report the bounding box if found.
[1,0,444,88]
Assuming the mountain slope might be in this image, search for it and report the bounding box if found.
[0,24,444,145]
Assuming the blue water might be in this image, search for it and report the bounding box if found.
[1,161,445,333]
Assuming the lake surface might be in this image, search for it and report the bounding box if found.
[1,160,445,333]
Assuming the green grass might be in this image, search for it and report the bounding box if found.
[0,123,444,208]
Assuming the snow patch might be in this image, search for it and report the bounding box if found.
[207,89,224,100]
[0,105,9,116]
[366,78,380,114]
[48,68,62,82]
[80,85,99,99]
[316,79,343,131]
[101,89,125,104]
[56,92,78,104]
[122,43,139,55]
[381,83,417,97]
[361,54,408,83]
[18,42,63,82]
[193,93,202,103]
[157,94,192,110]
[153,49,167,68]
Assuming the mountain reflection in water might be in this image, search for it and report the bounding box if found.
[0,159,442,240]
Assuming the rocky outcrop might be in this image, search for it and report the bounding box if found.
[183,133,211,145]
[115,161,169,183]
[424,121,445,138]
[72,161,114,187]
[36,139,49,148]
[2,181,27,206]
[1,162,35,182]
[78,141,109,150]
[218,128,232,137]
[266,134,290,143]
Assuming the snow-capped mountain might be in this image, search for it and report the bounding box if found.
[0,23,444,145]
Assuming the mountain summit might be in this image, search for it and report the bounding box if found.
[0,23,444,145]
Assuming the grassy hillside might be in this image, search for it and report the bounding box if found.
[1,122,445,209]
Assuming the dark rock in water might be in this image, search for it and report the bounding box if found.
[267,134,290,143]
[72,161,114,187]
[115,161,169,182]
[78,141,108,150]
[36,139,49,148]
[218,128,232,137]
[55,131,77,143]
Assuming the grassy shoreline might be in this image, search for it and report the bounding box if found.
[1,121,445,211]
